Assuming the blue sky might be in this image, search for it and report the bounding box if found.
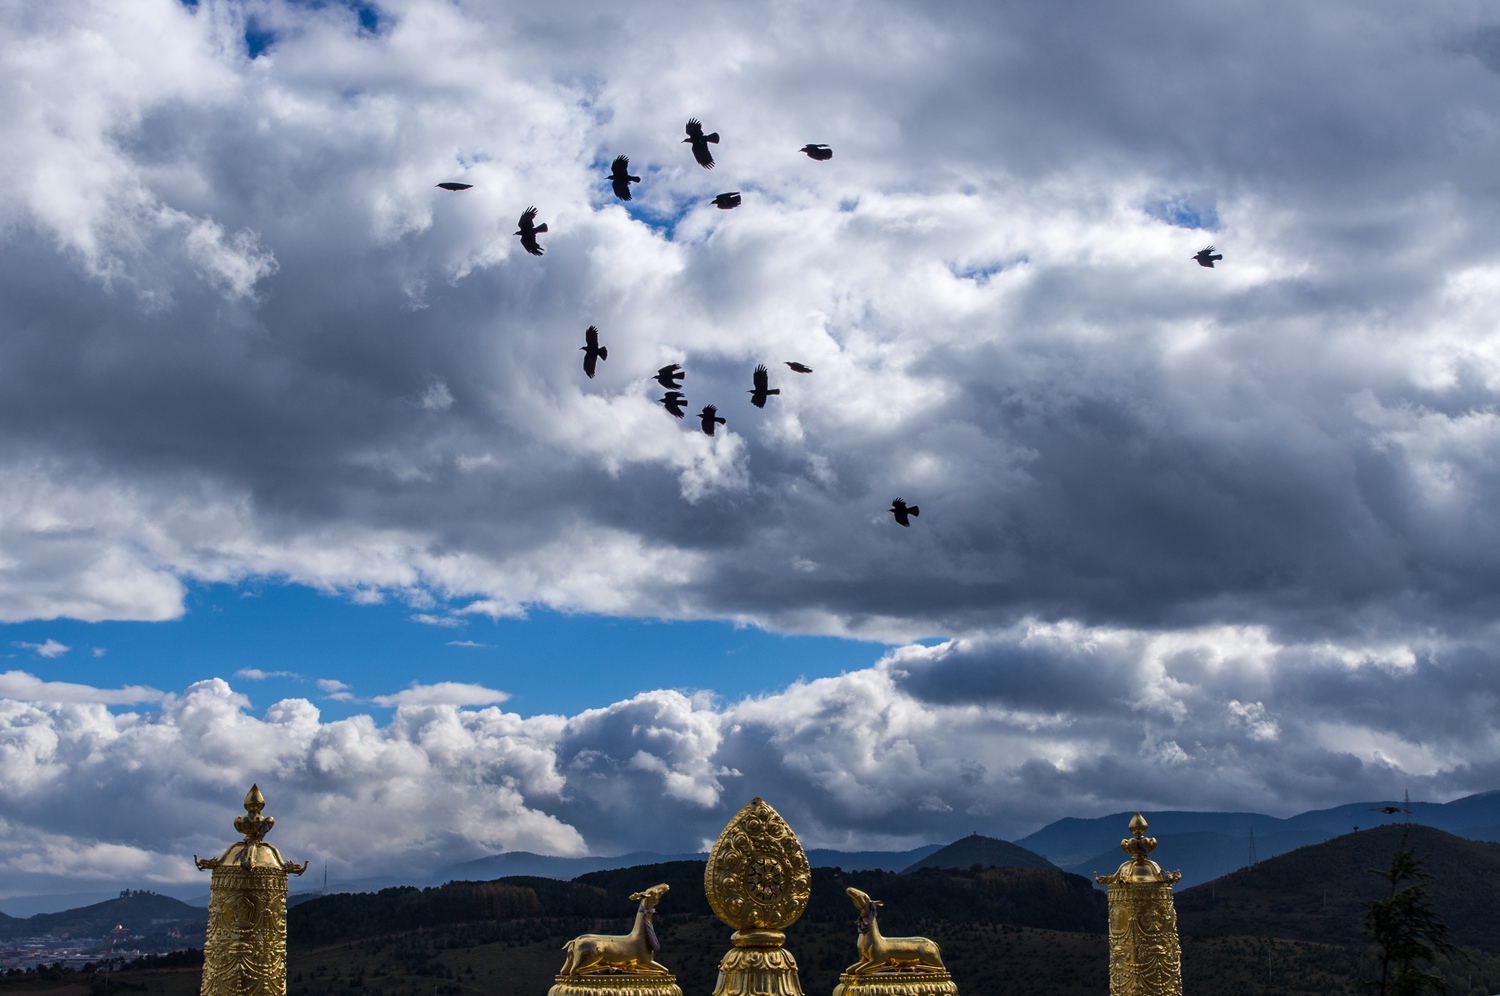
[2,587,893,718]
[3,0,1500,900]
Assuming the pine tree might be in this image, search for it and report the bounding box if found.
[1363,829,1460,995]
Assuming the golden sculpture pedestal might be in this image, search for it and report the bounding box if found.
[547,976,682,996]
[832,972,959,996]
[713,931,804,996]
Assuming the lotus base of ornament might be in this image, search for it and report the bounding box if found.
[831,971,959,996]
[547,975,682,996]
[710,930,804,996]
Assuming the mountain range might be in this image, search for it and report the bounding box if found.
[5,791,1499,918]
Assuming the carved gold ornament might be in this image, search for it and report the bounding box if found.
[704,798,811,996]
[704,797,811,931]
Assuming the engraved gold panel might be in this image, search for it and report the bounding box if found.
[198,786,305,996]
[704,798,811,932]
[1094,814,1183,996]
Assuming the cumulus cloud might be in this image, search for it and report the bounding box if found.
[0,0,1495,653]
[2,639,1497,891]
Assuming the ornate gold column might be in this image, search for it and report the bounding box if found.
[704,798,811,996]
[194,785,308,996]
[1094,813,1183,996]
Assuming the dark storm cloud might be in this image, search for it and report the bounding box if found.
[3,0,1500,886]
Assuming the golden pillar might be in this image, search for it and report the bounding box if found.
[704,798,812,996]
[194,785,308,996]
[1094,813,1183,996]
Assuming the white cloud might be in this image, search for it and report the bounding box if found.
[12,640,70,659]
[234,668,302,681]
[445,640,494,648]
[0,670,164,705]
[316,678,353,702]
[1,629,1497,893]
[371,681,510,708]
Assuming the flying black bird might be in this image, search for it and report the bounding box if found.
[712,192,742,210]
[436,182,473,191]
[799,144,833,161]
[608,156,640,201]
[748,364,780,408]
[785,362,813,373]
[1370,806,1412,815]
[1193,245,1223,268]
[652,363,685,389]
[699,405,726,436]
[684,118,719,169]
[515,207,547,256]
[888,497,920,527]
[581,325,607,379]
[658,391,688,418]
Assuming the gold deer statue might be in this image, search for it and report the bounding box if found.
[833,888,958,996]
[559,883,673,977]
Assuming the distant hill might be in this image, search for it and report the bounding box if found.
[0,889,206,941]
[1016,790,1500,870]
[1064,828,1335,888]
[1176,824,1500,955]
[440,844,943,883]
[900,833,1057,873]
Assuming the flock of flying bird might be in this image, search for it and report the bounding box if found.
[438,119,1224,528]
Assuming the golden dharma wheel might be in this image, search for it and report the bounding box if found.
[704,797,811,932]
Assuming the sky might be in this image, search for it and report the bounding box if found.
[4,0,1500,901]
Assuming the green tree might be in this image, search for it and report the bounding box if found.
[1363,828,1460,995]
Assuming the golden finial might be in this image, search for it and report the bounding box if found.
[233,783,275,842]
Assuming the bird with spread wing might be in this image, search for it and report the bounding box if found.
[652,364,685,389]
[515,207,548,256]
[581,326,607,379]
[1193,245,1223,268]
[684,118,720,169]
[608,156,640,201]
[698,405,726,435]
[888,498,920,527]
[748,365,780,409]
[658,392,688,418]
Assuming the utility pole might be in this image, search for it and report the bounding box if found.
[1247,827,1258,868]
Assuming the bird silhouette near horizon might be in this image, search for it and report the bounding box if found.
[652,364,685,389]
[436,182,473,191]
[1193,245,1223,267]
[799,144,832,161]
[658,391,688,418]
[581,326,607,379]
[748,364,780,408]
[515,207,547,256]
[699,405,726,435]
[785,362,812,373]
[712,192,742,210]
[608,156,640,201]
[684,118,719,169]
[888,498,919,527]
[1370,806,1412,815]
